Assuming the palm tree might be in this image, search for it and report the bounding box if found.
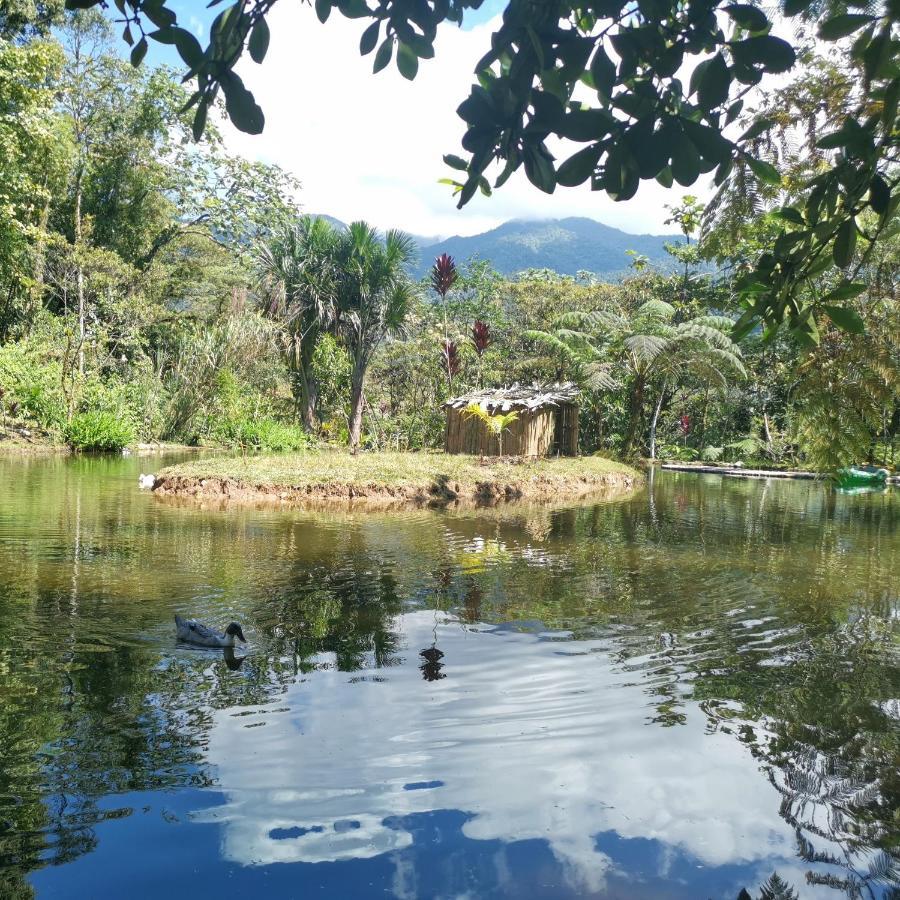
[463,402,519,457]
[614,299,745,457]
[254,216,339,431]
[527,298,745,457]
[335,222,415,450]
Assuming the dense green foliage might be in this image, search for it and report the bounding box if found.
[63,409,134,451]
[63,0,900,341]
[0,10,897,471]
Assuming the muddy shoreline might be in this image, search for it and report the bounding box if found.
[152,468,641,510]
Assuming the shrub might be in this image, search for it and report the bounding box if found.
[215,417,308,452]
[64,411,135,452]
[0,340,66,430]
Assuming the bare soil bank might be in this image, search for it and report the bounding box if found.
[152,452,641,510]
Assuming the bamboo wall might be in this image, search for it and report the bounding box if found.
[444,404,579,456]
[553,403,579,456]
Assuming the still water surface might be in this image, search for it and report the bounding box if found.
[0,454,897,899]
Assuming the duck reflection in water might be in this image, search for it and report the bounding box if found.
[419,646,445,681]
[223,646,246,671]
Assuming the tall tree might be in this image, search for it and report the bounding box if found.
[0,36,69,336]
[335,222,414,450]
[255,216,339,431]
[0,0,63,40]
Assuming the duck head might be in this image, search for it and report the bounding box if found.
[225,622,247,644]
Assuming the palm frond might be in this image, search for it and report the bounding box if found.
[625,333,670,364]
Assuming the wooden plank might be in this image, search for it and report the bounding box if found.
[659,463,819,480]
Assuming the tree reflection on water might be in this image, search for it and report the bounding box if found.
[0,458,896,898]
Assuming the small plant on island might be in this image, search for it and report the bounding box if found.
[462,402,519,459]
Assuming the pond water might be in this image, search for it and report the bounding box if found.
[0,454,897,900]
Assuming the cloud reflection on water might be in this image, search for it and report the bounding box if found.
[198,611,799,894]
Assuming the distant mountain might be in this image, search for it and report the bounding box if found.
[411,217,681,279]
[312,215,681,280]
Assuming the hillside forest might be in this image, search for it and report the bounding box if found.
[1,9,898,470]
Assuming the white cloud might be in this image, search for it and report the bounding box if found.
[225,4,705,239]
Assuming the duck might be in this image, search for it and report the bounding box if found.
[175,615,246,648]
[138,473,156,490]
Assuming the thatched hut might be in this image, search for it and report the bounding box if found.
[444,383,580,457]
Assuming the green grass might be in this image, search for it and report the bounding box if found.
[158,449,637,493]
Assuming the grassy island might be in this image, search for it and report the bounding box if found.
[153,450,640,508]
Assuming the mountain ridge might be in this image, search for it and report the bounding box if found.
[313,215,682,279]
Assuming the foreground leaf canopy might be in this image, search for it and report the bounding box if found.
[65,0,900,337]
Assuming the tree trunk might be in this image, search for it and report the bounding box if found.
[763,409,774,458]
[295,368,317,432]
[29,196,51,329]
[649,380,668,461]
[698,383,710,447]
[289,338,319,432]
[74,168,85,377]
[622,374,646,457]
[348,359,367,451]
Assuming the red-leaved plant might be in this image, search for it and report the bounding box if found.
[471,319,492,387]
[441,339,461,378]
[431,253,457,298]
[431,254,458,391]
[471,320,491,356]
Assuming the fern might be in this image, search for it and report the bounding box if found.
[758,872,799,900]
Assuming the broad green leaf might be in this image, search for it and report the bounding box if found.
[739,117,775,140]
[863,32,891,80]
[822,304,865,333]
[557,109,614,141]
[590,47,616,98]
[682,118,733,165]
[192,101,208,141]
[698,53,730,110]
[746,156,781,185]
[130,37,148,67]
[656,165,674,188]
[443,154,468,172]
[671,130,701,186]
[523,146,556,194]
[359,21,379,55]
[220,71,264,134]
[556,144,602,187]
[397,42,418,80]
[869,173,890,215]
[248,18,270,64]
[731,35,796,73]
[372,38,393,74]
[724,4,769,31]
[833,217,857,267]
[314,0,332,23]
[774,206,804,224]
[173,28,204,69]
[816,129,849,150]
[783,0,813,14]
[818,13,875,40]
[823,281,866,302]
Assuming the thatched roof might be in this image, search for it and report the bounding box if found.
[445,382,580,412]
